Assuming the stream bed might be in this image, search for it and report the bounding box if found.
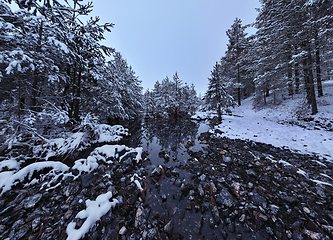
[1,117,333,239]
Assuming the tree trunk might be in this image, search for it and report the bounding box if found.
[308,52,318,115]
[288,61,293,96]
[265,85,269,98]
[73,68,82,121]
[316,47,323,97]
[217,104,222,122]
[69,63,77,120]
[237,66,241,106]
[31,21,43,111]
[303,57,310,101]
[304,49,318,115]
[295,62,300,94]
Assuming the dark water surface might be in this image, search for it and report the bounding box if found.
[122,118,266,239]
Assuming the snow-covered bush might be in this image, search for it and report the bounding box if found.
[33,114,128,160]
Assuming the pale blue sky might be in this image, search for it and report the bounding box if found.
[93,0,261,94]
[10,0,260,94]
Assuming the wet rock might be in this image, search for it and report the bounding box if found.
[280,192,298,204]
[227,222,235,233]
[209,217,215,229]
[304,229,328,240]
[31,217,41,232]
[173,190,182,201]
[12,224,30,240]
[211,206,220,222]
[63,182,80,197]
[322,225,333,236]
[303,207,310,214]
[160,194,167,202]
[171,168,179,177]
[315,187,326,198]
[151,166,162,178]
[239,214,246,222]
[199,174,206,182]
[164,219,173,234]
[216,188,235,207]
[220,229,228,239]
[23,193,43,209]
[201,202,211,213]
[0,225,5,234]
[134,208,144,228]
[174,178,182,187]
[14,192,26,204]
[11,219,25,233]
[246,169,258,178]
[198,184,204,197]
[292,229,304,240]
[258,213,268,222]
[81,172,96,188]
[250,192,267,208]
[147,228,157,239]
[210,181,217,193]
[119,226,127,235]
[223,156,232,164]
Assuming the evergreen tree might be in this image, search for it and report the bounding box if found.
[204,62,235,121]
[1,0,143,129]
[147,73,199,119]
[225,18,247,106]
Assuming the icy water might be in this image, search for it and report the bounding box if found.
[141,119,209,166]
[141,118,213,239]
[124,118,266,239]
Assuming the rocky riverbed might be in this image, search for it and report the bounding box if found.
[1,127,333,240]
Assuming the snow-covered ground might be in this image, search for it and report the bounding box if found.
[214,80,333,161]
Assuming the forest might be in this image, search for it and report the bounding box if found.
[206,0,333,119]
[1,1,333,240]
[1,0,333,142]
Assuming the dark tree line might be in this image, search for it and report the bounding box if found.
[207,0,333,115]
[0,0,143,137]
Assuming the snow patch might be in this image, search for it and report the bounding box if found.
[66,192,118,240]
[0,158,20,171]
[214,90,333,160]
[73,145,142,176]
[0,161,69,195]
[35,124,128,160]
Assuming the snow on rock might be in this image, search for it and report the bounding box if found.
[0,158,20,171]
[66,191,118,240]
[72,156,99,176]
[0,171,15,188]
[119,147,143,163]
[35,124,128,160]
[191,111,211,120]
[0,161,69,195]
[93,124,128,144]
[93,144,129,161]
[73,145,142,176]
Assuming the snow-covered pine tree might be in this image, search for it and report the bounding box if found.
[204,62,235,121]
[143,89,155,119]
[225,18,247,106]
[171,71,183,119]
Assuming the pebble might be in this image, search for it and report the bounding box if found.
[216,188,235,207]
[23,194,43,209]
[119,226,127,235]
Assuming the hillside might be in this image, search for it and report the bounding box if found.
[214,80,333,161]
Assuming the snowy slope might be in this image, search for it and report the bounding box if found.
[215,80,333,161]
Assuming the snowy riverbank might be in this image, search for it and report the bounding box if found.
[213,81,333,161]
